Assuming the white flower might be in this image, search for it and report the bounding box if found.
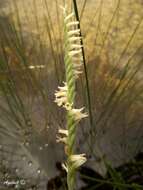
[67,21,79,27]
[70,154,87,169]
[55,96,67,107]
[68,29,80,36]
[69,36,82,42]
[69,49,82,57]
[56,128,68,144]
[58,128,68,136]
[71,44,83,49]
[69,108,88,121]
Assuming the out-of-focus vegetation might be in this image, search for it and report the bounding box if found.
[0,0,143,189]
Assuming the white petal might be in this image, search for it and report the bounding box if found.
[58,83,68,91]
[69,36,82,42]
[68,29,80,36]
[71,44,83,49]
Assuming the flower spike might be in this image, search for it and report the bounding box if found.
[54,5,88,190]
